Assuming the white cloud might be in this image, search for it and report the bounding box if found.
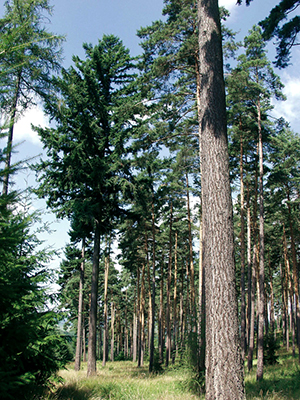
[14,105,49,146]
[219,0,237,12]
[272,73,300,133]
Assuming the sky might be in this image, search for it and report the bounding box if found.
[1,0,299,276]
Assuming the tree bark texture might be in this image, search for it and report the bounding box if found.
[256,100,265,381]
[87,220,101,377]
[197,1,245,398]
[75,238,85,371]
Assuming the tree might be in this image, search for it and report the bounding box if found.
[237,0,300,68]
[34,35,137,376]
[197,1,245,398]
[0,0,64,195]
[0,186,71,399]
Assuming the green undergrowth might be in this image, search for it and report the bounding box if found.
[245,349,300,399]
[46,360,203,400]
[41,349,300,400]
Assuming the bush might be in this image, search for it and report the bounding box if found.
[264,329,280,365]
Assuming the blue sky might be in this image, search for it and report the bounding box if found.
[1,0,299,276]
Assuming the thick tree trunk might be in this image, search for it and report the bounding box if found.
[75,238,85,371]
[87,220,101,377]
[102,253,109,367]
[197,1,245,398]
[198,219,205,372]
[256,99,265,381]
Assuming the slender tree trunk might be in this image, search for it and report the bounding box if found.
[124,290,128,359]
[133,291,138,363]
[186,175,196,327]
[145,229,152,356]
[280,263,287,347]
[166,201,173,367]
[283,224,295,355]
[240,131,246,361]
[248,245,257,372]
[286,188,300,363]
[197,1,245,397]
[83,321,87,362]
[2,71,21,196]
[87,220,101,377]
[159,259,164,364]
[149,196,156,373]
[102,252,109,367]
[75,238,85,371]
[246,182,252,349]
[110,298,115,361]
[283,262,290,352]
[139,262,145,367]
[256,99,265,381]
[172,231,178,364]
[269,259,275,333]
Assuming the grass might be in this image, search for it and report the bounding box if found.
[47,360,203,400]
[44,349,300,399]
[245,349,300,400]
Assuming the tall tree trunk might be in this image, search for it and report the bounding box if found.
[75,238,85,371]
[110,298,115,361]
[283,224,295,355]
[149,196,156,373]
[2,71,21,196]
[280,263,287,347]
[286,188,300,363]
[256,99,265,381]
[172,230,178,364]
[248,245,257,372]
[246,182,252,349]
[124,289,128,359]
[269,258,275,334]
[83,320,87,362]
[240,131,246,361]
[166,200,173,367]
[102,252,109,367]
[197,1,245,397]
[87,220,101,377]
[186,174,196,327]
[145,229,152,356]
[159,258,164,364]
[139,262,145,367]
[198,218,205,372]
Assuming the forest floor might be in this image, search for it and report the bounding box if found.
[46,349,300,399]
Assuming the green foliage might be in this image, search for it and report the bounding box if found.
[0,188,72,399]
[263,330,280,366]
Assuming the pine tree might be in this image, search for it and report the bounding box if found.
[197,1,245,398]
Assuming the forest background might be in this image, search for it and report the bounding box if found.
[1,0,299,398]
[0,0,299,265]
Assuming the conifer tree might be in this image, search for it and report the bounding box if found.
[34,35,137,376]
[0,0,63,195]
